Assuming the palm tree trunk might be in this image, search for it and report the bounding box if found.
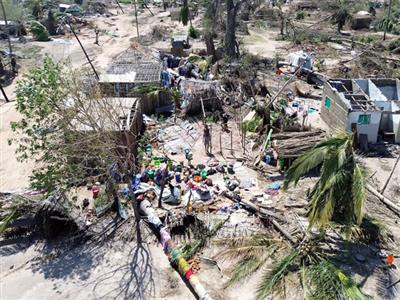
[383,0,393,41]
[225,0,238,58]
[0,0,13,56]
[204,31,215,59]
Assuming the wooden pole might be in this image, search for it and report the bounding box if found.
[367,184,400,216]
[230,130,233,155]
[69,25,99,80]
[200,96,206,119]
[115,0,125,14]
[266,64,303,109]
[209,125,212,154]
[219,132,222,154]
[380,154,400,195]
[0,83,9,102]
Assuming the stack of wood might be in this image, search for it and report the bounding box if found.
[272,129,326,159]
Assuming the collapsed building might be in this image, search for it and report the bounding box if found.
[321,78,400,145]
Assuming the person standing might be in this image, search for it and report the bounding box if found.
[203,123,211,154]
[11,56,17,74]
[94,27,100,45]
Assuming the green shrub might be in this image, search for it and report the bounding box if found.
[31,21,49,41]
[242,115,263,132]
[180,6,189,26]
[188,26,200,39]
[253,20,268,29]
[387,38,400,51]
[296,11,305,20]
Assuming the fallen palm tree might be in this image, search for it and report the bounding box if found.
[138,198,213,300]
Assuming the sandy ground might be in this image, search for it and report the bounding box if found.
[241,27,290,58]
[0,231,196,300]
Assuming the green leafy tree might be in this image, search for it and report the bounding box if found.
[25,0,43,20]
[0,0,27,21]
[180,0,190,26]
[10,58,140,192]
[283,132,367,231]
[332,0,352,32]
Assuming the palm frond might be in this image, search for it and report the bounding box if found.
[256,249,300,300]
[335,267,372,300]
[217,235,282,260]
[352,164,366,225]
[283,146,328,189]
[307,260,371,300]
[283,133,351,190]
[308,168,348,229]
[226,256,265,287]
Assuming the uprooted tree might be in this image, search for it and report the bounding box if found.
[9,57,143,240]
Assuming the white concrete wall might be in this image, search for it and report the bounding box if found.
[346,111,382,143]
[368,80,387,101]
[392,102,400,143]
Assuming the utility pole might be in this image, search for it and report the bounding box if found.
[383,0,393,41]
[69,23,99,80]
[115,0,125,14]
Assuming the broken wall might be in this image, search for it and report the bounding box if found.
[117,98,143,159]
[321,81,350,131]
[346,111,382,143]
[370,79,399,100]
[141,93,173,115]
[392,102,400,143]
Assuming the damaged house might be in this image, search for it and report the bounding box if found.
[321,78,400,144]
[99,47,163,98]
[179,78,222,115]
[69,96,143,156]
[99,47,174,114]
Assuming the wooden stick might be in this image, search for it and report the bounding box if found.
[266,63,303,109]
[367,184,400,216]
[221,191,297,244]
[230,130,233,155]
[200,96,206,119]
[115,0,125,13]
[219,132,222,154]
[69,24,99,80]
[381,155,400,195]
